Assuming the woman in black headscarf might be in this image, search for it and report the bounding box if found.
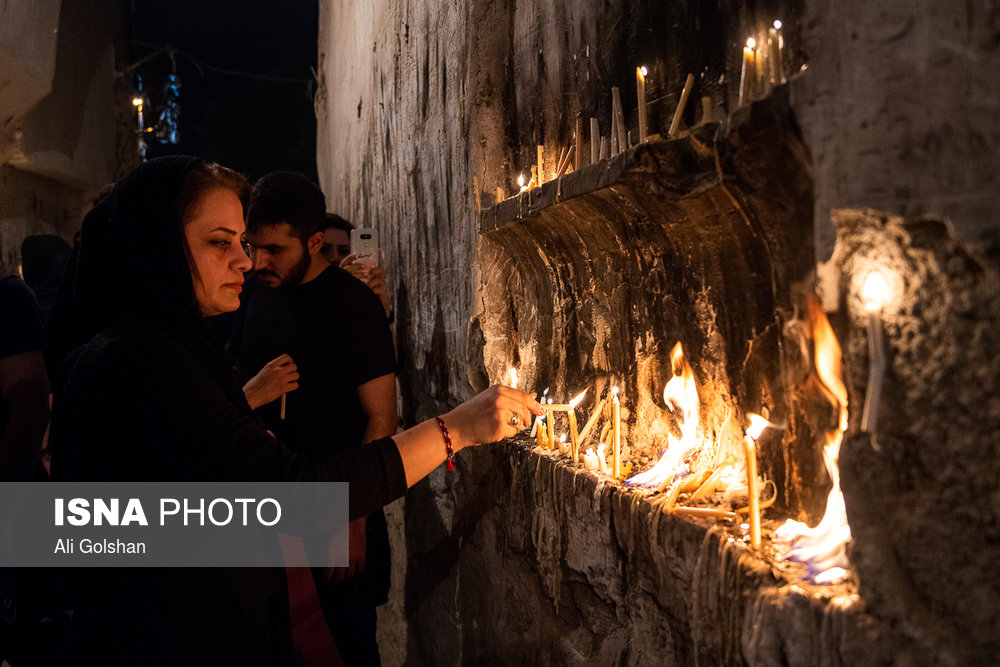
[45,156,539,665]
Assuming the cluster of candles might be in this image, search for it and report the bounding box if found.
[738,20,787,107]
[479,18,787,209]
[521,380,630,481]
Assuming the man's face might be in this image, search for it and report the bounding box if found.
[246,223,311,288]
[320,227,351,265]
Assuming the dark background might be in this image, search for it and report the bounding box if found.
[127,0,319,181]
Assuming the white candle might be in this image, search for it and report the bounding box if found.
[636,66,648,143]
[590,118,600,164]
[861,270,890,435]
[612,387,621,479]
[773,20,785,84]
[739,37,756,107]
[575,116,582,170]
[537,145,544,185]
[668,73,695,137]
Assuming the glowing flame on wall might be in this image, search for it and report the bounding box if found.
[774,297,852,584]
[628,342,700,489]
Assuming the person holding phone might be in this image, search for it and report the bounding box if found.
[321,215,392,320]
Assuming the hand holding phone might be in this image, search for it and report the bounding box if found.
[350,228,380,266]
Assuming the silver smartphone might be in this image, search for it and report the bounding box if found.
[351,228,380,265]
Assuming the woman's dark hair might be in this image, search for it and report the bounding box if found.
[176,162,250,225]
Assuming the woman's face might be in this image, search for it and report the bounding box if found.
[183,187,252,316]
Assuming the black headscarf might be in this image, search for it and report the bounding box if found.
[20,234,72,325]
[45,156,247,408]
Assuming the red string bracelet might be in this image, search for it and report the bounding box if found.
[435,417,455,471]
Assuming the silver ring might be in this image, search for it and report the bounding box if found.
[509,413,521,427]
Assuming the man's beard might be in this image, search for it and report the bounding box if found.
[261,244,311,288]
[283,246,311,286]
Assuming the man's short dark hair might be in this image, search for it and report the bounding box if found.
[325,213,353,233]
[247,171,327,240]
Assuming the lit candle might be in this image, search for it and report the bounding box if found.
[861,270,890,435]
[772,20,785,84]
[518,174,527,193]
[742,414,768,549]
[559,433,568,454]
[739,37,757,107]
[636,66,648,143]
[590,118,600,164]
[612,387,621,479]
[668,73,695,137]
[537,145,544,185]
[508,367,519,389]
[534,413,547,448]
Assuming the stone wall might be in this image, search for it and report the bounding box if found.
[0,0,124,272]
[316,0,1000,664]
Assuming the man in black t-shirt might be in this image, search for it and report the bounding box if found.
[234,173,396,666]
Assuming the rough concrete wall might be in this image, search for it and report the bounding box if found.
[793,0,1000,259]
[0,0,60,131]
[316,0,1000,664]
[0,0,124,272]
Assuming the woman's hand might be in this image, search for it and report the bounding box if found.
[242,354,299,410]
[442,385,544,448]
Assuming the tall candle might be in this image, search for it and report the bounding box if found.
[742,415,768,549]
[590,118,600,164]
[546,399,556,450]
[575,116,583,170]
[668,73,695,136]
[612,387,621,479]
[739,37,757,107]
[742,434,760,548]
[636,66,648,143]
[773,20,785,84]
[535,414,547,448]
[280,394,286,420]
[537,145,544,185]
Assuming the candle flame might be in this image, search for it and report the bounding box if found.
[747,37,757,49]
[569,389,588,408]
[745,413,770,440]
[508,367,519,388]
[773,19,783,30]
[612,386,620,397]
[560,433,567,444]
[517,174,525,187]
[628,342,700,488]
[639,66,648,77]
[132,97,143,106]
[774,297,852,584]
[861,269,891,313]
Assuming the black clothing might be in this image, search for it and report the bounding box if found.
[235,266,396,453]
[235,265,396,663]
[20,234,71,326]
[0,273,44,443]
[45,156,407,666]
